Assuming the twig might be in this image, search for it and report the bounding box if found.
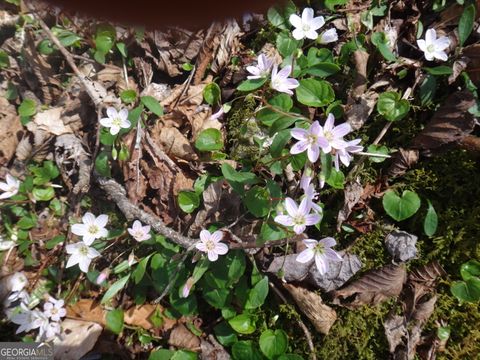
[96,176,197,248]
[269,281,317,360]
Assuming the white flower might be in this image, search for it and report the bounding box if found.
[0,174,20,200]
[11,303,48,334]
[99,107,131,136]
[334,138,363,170]
[318,113,351,154]
[246,54,274,79]
[43,297,66,322]
[71,212,109,246]
[417,28,450,62]
[127,220,151,242]
[318,28,338,44]
[96,268,110,285]
[6,290,30,308]
[66,242,101,273]
[195,230,228,262]
[9,272,28,292]
[39,321,61,340]
[0,234,16,251]
[296,237,343,275]
[290,121,329,163]
[300,175,322,213]
[289,8,325,40]
[270,65,299,95]
[274,197,322,234]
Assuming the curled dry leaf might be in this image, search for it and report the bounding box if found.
[408,261,446,285]
[387,148,419,179]
[464,44,480,85]
[210,19,242,74]
[53,319,103,360]
[337,180,364,231]
[28,107,73,136]
[333,264,407,309]
[124,304,176,331]
[168,323,201,350]
[385,230,418,262]
[384,313,407,353]
[155,126,197,161]
[284,283,337,335]
[200,337,230,360]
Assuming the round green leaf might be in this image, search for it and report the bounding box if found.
[377,91,410,121]
[0,50,10,69]
[95,24,116,54]
[450,277,480,302]
[178,191,200,214]
[214,322,238,346]
[228,314,256,334]
[382,189,421,221]
[296,79,335,107]
[32,187,55,202]
[237,78,268,92]
[244,186,270,218]
[460,260,480,281]
[106,309,124,334]
[95,151,111,177]
[245,276,269,309]
[232,340,264,360]
[276,32,302,57]
[367,144,389,163]
[120,89,137,104]
[203,83,221,105]
[18,99,37,117]
[259,329,288,359]
[305,62,341,77]
[195,128,223,152]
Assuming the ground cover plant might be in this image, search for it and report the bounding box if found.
[1,0,480,359]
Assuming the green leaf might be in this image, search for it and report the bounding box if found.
[371,32,397,62]
[325,169,345,189]
[203,83,221,105]
[257,221,287,245]
[149,349,175,360]
[116,42,128,58]
[0,50,10,69]
[95,151,111,177]
[171,350,198,360]
[367,144,389,163]
[259,329,288,359]
[276,32,302,58]
[460,260,480,281]
[18,99,37,117]
[178,191,200,214]
[169,290,198,316]
[232,340,264,360]
[423,200,438,237]
[270,94,294,111]
[305,62,341,78]
[450,277,480,302]
[267,1,297,29]
[195,128,223,151]
[325,0,348,11]
[382,190,421,221]
[244,186,270,218]
[270,129,291,157]
[140,96,163,116]
[203,288,230,308]
[377,91,410,121]
[120,89,137,104]
[133,255,152,284]
[17,214,37,230]
[237,77,268,92]
[101,274,130,304]
[278,355,304,360]
[94,24,116,55]
[424,66,453,75]
[106,309,124,334]
[6,82,18,100]
[221,164,258,194]
[229,314,256,334]
[45,235,65,250]
[296,79,335,107]
[32,187,55,202]
[419,75,437,106]
[214,322,238,346]
[245,276,269,309]
[458,4,476,46]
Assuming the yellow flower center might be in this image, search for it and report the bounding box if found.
[88,225,99,235]
[205,240,215,251]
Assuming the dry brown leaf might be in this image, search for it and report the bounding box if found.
[200,337,230,360]
[155,126,197,161]
[124,304,176,331]
[344,90,378,131]
[408,261,446,285]
[168,323,201,350]
[337,179,363,231]
[284,283,337,335]
[333,264,407,308]
[66,298,106,325]
[0,97,22,166]
[384,313,407,353]
[411,91,476,155]
[387,148,420,179]
[53,319,102,360]
[210,20,242,74]
[28,107,73,136]
[464,44,480,85]
[412,295,437,323]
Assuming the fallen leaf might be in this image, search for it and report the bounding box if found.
[333,264,407,309]
[124,304,176,331]
[284,283,337,335]
[384,313,407,353]
[387,148,420,179]
[408,261,446,285]
[200,338,230,360]
[0,97,22,166]
[28,107,73,136]
[385,230,418,262]
[66,299,106,325]
[411,91,476,155]
[154,126,197,161]
[337,180,364,231]
[344,91,378,131]
[168,323,201,350]
[411,295,437,323]
[53,319,102,360]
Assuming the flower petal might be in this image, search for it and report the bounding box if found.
[71,224,88,237]
[304,213,321,225]
[200,229,211,242]
[82,212,96,226]
[110,125,121,135]
[106,107,118,119]
[303,239,318,249]
[320,237,336,248]
[274,215,294,227]
[302,7,314,23]
[291,140,309,155]
[307,146,320,163]
[196,242,207,252]
[95,214,109,228]
[310,16,325,30]
[118,108,129,121]
[289,14,302,28]
[207,251,219,262]
[319,28,338,44]
[332,122,352,138]
[434,36,450,51]
[284,197,298,216]
[314,254,328,275]
[82,234,96,246]
[66,253,79,268]
[215,242,229,255]
[425,28,436,45]
[210,230,224,243]
[433,51,448,61]
[277,65,292,79]
[292,28,305,40]
[298,197,310,216]
[293,224,306,234]
[100,118,113,128]
[325,248,343,262]
[88,247,101,258]
[324,113,335,132]
[416,39,427,52]
[78,257,91,273]
[305,29,319,40]
[296,248,314,263]
[291,128,308,140]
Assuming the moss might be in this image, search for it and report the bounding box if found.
[346,228,389,270]
[316,304,391,360]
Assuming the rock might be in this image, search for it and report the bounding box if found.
[385,230,418,262]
